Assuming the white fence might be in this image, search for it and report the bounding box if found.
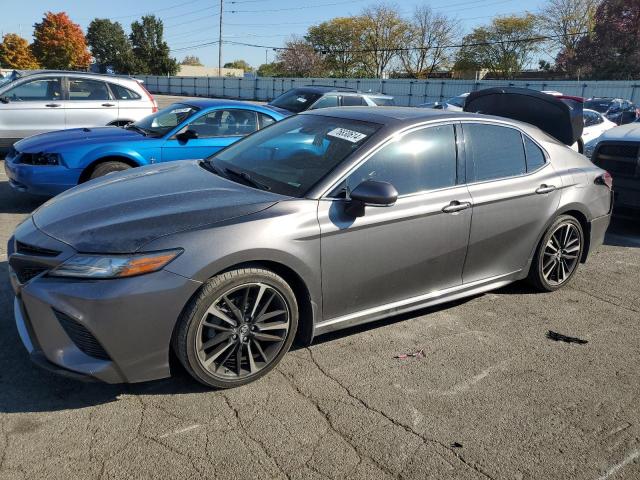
[138,75,640,106]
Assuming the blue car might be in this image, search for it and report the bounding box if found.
[4,99,289,196]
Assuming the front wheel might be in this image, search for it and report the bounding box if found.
[174,268,298,388]
[89,161,131,180]
[528,215,584,291]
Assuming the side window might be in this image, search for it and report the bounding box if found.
[523,136,546,172]
[464,124,526,182]
[344,124,458,196]
[110,83,141,100]
[188,109,258,138]
[309,95,338,110]
[68,78,111,101]
[342,95,366,106]
[258,112,276,129]
[584,111,602,127]
[4,78,61,101]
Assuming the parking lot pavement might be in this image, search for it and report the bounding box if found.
[1,159,639,480]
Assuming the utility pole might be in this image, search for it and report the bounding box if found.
[218,0,223,77]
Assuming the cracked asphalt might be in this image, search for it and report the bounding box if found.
[1,121,640,478]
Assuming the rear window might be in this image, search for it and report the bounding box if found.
[370,97,395,106]
[110,83,141,100]
[585,100,612,113]
[270,89,323,113]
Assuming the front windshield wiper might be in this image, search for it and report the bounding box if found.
[124,124,148,136]
[223,167,271,191]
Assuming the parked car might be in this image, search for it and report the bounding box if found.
[267,86,394,114]
[417,93,469,111]
[584,97,639,125]
[9,94,612,388]
[582,109,617,158]
[590,123,640,214]
[4,99,288,196]
[0,71,158,149]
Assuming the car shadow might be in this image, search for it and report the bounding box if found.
[0,177,46,214]
[604,215,640,248]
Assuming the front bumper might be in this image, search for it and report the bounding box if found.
[9,220,202,384]
[4,154,82,196]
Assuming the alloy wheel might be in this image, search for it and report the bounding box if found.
[542,222,581,286]
[195,282,290,379]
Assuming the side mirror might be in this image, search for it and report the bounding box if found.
[176,129,198,142]
[345,180,398,217]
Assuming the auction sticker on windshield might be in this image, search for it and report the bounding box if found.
[327,128,368,143]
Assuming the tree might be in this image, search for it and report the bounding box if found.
[537,0,599,74]
[275,37,327,77]
[306,17,366,77]
[182,55,203,66]
[130,15,179,75]
[87,19,136,74]
[359,4,409,78]
[0,34,39,69]
[454,14,540,78]
[564,0,640,79]
[256,61,285,77]
[32,12,92,70]
[224,59,252,71]
[399,6,460,78]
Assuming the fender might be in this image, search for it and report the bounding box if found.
[81,147,147,168]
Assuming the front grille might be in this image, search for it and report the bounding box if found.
[15,266,48,283]
[15,241,60,257]
[54,310,111,361]
[593,143,639,178]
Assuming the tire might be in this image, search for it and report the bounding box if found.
[173,268,298,388]
[89,161,131,180]
[527,215,584,292]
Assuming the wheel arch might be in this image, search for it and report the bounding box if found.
[78,155,141,183]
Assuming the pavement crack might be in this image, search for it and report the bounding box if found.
[305,347,496,480]
[221,393,291,480]
[569,285,639,314]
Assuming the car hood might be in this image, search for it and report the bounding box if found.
[32,160,285,253]
[598,123,640,141]
[14,127,146,152]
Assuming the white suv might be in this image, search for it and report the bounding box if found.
[0,71,157,149]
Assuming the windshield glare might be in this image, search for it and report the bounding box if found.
[269,89,323,113]
[208,114,380,197]
[133,103,199,137]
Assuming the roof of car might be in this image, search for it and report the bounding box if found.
[179,98,283,111]
[301,106,485,125]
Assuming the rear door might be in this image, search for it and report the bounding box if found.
[64,77,119,129]
[0,76,64,144]
[161,108,265,162]
[461,122,561,283]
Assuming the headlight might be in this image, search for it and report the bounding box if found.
[22,152,62,166]
[49,249,183,279]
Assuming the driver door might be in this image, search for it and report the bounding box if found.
[0,76,64,141]
[318,123,472,321]
[161,109,261,162]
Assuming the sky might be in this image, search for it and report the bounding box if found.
[1,0,548,69]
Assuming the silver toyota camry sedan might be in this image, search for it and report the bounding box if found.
[8,98,613,388]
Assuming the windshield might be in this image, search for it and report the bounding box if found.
[207,114,381,197]
[584,99,613,113]
[446,95,466,108]
[132,103,199,137]
[269,89,324,113]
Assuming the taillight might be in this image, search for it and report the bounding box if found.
[595,171,613,190]
[138,81,158,113]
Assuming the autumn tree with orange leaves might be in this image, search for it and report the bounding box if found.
[32,12,92,70]
[0,34,39,69]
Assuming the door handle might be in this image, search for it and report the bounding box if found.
[45,103,61,108]
[442,200,472,213]
[101,103,115,107]
[535,184,556,194]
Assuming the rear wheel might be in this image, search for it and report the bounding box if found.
[528,215,584,291]
[174,268,298,388]
[89,161,131,180]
